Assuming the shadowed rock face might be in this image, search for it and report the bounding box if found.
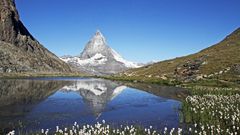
[0,0,71,73]
[0,0,30,46]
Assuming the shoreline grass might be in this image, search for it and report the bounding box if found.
[0,72,93,79]
[1,72,239,88]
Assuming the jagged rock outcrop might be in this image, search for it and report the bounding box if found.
[174,55,207,82]
[0,0,71,73]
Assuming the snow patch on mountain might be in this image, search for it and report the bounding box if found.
[61,53,107,66]
[111,49,141,68]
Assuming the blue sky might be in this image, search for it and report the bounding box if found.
[16,0,240,63]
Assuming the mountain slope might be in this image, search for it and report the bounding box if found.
[118,28,240,83]
[61,30,141,75]
[0,0,71,73]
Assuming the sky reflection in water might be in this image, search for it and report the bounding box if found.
[0,78,184,132]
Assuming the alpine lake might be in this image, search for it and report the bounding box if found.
[0,77,188,134]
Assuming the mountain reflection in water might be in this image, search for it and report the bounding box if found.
[61,79,127,117]
[0,78,187,133]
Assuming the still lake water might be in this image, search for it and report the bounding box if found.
[0,77,187,133]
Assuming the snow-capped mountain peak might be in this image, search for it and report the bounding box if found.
[61,30,142,75]
[90,30,107,48]
[80,30,109,59]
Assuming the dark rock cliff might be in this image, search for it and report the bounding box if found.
[0,0,71,73]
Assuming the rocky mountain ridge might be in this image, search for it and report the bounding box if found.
[0,0,71,73]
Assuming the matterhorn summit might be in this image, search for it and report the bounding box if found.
[61,30,141,75]
[80,30,109,59]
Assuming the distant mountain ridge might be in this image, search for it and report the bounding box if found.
[0,0,71,73]
[61,30,142,75]
[119,28,240,83]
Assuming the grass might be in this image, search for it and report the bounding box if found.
[100,75,182,86]
[180,86,240,134]
[101,74,240,90]
[118,28,240,84]
[0,72,92,79]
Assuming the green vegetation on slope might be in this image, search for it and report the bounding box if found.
[115,28,240,86]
